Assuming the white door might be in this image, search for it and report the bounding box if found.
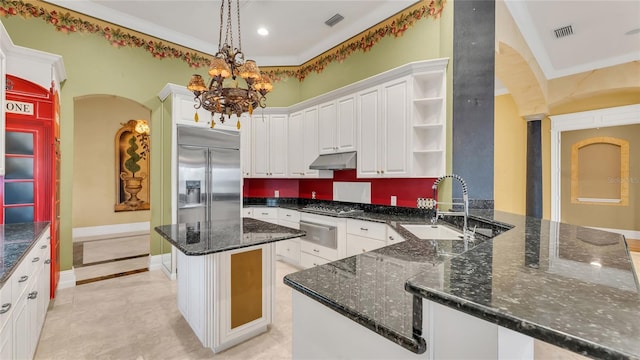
[336,95,357,153]
[318,101,337,154]
[381,78,409,177]
[303,107,320,176]
[251,116,270,177]
[288,111,304,176]
[269,114,288,177]
[357,87,380,177]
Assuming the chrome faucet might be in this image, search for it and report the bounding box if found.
[431,174,473,240]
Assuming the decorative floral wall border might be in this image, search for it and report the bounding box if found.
[0,0,446,83]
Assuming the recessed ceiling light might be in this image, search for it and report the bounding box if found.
[257,27,269,36]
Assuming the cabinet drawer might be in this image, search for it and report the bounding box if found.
[11,253,35,304]
[253,208,278,220]
[300,240,338,262]
[278,208,300,223]
[242,208,254,218]
[346,234,386,257]
[346,219,386,241]
[300,252,331,269]
[276,239,301,263]
[386,226,406,245]
[0,283,11,329]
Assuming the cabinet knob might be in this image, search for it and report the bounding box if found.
[381,170,384,174]
[313,249,319,253]
[41,244,48,249]
[28,291,38,300]
[18,275,28,283]
[0,303,11,314]
[32,257,40,263]
[45,259,51,264]
[389,236,394,241]
[362,248,366,253]
[360,228,368,231]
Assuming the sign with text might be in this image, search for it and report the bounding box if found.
[6,100,35,115]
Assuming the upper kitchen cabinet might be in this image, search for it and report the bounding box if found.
[357,77,411,178]
[355,59,448,178]
[240,113,252,177]
[158,83,240,132]
[288,107,332,178]
[252,112,288,177]
[318,95,356,155]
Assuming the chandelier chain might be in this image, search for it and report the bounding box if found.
[236,0,242,51]
[225,0,233,49]
[218,0,224,52]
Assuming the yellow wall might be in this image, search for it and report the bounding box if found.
[493,94,526,215]
[73,95,151,228]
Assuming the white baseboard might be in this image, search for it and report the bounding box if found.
[73,222,150,242]
[57,269,76,290]
[149,254,163,271]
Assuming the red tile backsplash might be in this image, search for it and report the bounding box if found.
[244,170,436,208]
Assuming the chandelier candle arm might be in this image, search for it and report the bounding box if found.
[187,0,272,124]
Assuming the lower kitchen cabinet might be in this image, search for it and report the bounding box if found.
[346,219,388,257]
[0,225,51,360]
[176,242,275,353]
[277,209,301,266]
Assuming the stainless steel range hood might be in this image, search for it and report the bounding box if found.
[308,151,356,170]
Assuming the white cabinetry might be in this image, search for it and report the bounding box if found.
[240,114,252,177]
[346,219,387,257]
[176,243,274,353]
[276,209,301,266]
[318,95,356,155]
[299,213,346,269]
[357,77,411,178]
[252,114,288,177]
[288,107,329,178]
[252,207,278,224]
[0,226,51,360]
[410,70,447,177]
[163,83,241,132]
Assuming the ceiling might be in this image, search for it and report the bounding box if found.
[45,0,640,79]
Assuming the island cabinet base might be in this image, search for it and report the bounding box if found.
[292,293,537,359]
[176,243,274,353]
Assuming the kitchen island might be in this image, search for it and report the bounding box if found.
[284,209,640,359]
[155,217,305,353]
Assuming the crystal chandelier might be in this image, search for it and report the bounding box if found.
[187,0,273,129]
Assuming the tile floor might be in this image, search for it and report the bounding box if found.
[34,254,640,360]
[35,260,300,360]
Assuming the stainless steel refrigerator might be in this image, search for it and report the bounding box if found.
[177,125,241,230]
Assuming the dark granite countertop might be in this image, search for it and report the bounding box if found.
[275,200,640,359]
[406,210,640,360]
[0,222,51,286]
[154,217,305,256]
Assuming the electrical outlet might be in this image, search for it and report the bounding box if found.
[274,190,280,198]
[390,195,397,206]
[311,191,316,199]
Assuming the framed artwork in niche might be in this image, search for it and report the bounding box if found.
[115,119,151,211]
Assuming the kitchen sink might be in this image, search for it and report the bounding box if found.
[401,224,464,240]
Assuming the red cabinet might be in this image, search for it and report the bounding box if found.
[2,74,60,298]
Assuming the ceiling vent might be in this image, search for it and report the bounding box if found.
[325,13,344,27]
[553,25,574,39]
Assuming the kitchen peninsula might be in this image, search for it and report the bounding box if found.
[283,207,640,360]
[154,217,304,353]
